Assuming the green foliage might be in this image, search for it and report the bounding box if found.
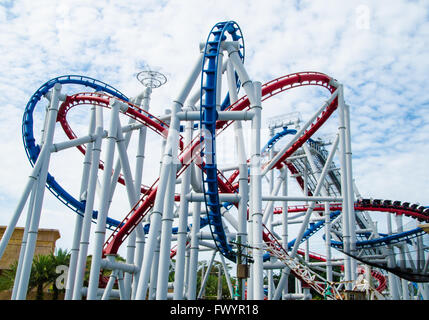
[196,261,233,300]
[0,261,18,291]
[0,248,71,300]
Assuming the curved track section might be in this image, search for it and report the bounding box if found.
[199,21,244,261]
[261,127,297,155]
[273,201,429,248]
[22,76,129,229]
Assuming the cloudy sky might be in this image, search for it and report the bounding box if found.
[0,0,428,256]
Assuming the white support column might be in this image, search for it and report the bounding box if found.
[72,105,104,300]
[101,270,118,300]
[117,270,126,300]
[325,202,333,282]
[115,115,146,299]
[386,212,400,299]
[337,85,352,289]
[148,235,161,300]
[65,105,97,300]
[395,214,410,300]
[219,253,234,299]
[250,82,264,300]
[344,103,357,283]
[226,57,249,300]
[156,163,178,300]
[87,99,120,300]
[16,83,62,300]
[11,97,55,294]
[247,197,254,300]
[135,51,203,300]
[9,105,55,297]
[11,182,37,299]
[184,243,190,298]
[187,200,201,299]
[173,119,193,300]
[197,251,216,299]
[133,87,152,193]
[129,89,152,299]
[0,145,48,262]
[267,133,275,300]
[281,168,289,299]
[117,117,139,300]
[101,114,140,300]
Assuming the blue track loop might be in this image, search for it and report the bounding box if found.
[261,127,297,155]
[200,21,244,262]
[22,75,128,229]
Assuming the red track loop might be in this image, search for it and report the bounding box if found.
[57,92,172,142]
[56,92,182,194]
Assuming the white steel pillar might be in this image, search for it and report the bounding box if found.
[197,251,216,299]
[173,119,194,299]
[11,183,37,299]
[65,105,97,300]
[337,85,352,289]
[129,88,152,299]
[250,81,264,300]
[324,202,333,282]
[135,52,203,300]
[344,103,357,282]
[87,99,120,300]
[16,83,62,299]
[148,234,161,300]
[156,163,178,299]
[267,134,275,300]
[386,212,400,299]
[226,57,248,301]
[187,200,201,299]
[0,146,49,264]
[72,105,104,300]
[281,168,289,299]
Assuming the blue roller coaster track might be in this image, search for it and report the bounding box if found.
[199,21,244,262]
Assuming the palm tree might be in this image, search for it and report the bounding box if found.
[49,248,70,300]
[31,254,55,300]
[0,248,71,300]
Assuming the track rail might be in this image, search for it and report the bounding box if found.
[22,76,129,229]
[199,21,244,261]
[273,201,429,248]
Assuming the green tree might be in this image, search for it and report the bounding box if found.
[0,248,71,300]
[0,261,18,292]
[49,248,70,300]
[32,254,55,300]
[196,261,232,300]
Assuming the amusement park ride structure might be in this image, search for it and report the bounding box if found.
[0,21,428,300]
